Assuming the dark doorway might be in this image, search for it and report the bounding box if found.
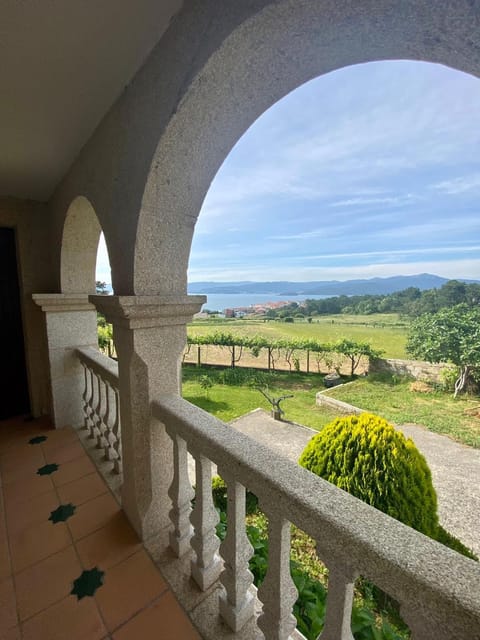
[0,228,30,419]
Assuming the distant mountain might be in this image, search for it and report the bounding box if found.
[188,274,479,297]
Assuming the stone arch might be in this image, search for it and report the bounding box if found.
[133,0,480,295]
[61,195,104,294]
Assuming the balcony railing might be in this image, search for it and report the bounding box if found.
[152,394,480,640]
[77,346,122,474]
[74,347,480,639]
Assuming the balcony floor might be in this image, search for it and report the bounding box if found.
[0,416,201,640]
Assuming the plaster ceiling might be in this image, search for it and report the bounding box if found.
[0,0,183,201]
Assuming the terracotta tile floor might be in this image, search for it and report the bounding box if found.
[0,416,201,640]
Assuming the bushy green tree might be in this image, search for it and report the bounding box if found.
[299,413,438,536]
[299,413,476,559]
[95,280,108,294]
[97,316,113,355]
[406,304,480,396]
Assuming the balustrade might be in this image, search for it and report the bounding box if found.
[152,394,480,640]
[77,347,122,474]
[74,358,480,639]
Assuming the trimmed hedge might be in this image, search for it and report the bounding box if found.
[299,413,477,559]
[299,413,438,536]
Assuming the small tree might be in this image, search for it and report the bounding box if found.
[199,375,213,398]
[333,339,383,377]
[95,280,108,294]
[406,304,480,397]
[256,387,293,421]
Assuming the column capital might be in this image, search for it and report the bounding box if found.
[32,293,95,313]
[89,294,206,329]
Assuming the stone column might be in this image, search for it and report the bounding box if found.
[90,294,205,541]
[32,294,98,428]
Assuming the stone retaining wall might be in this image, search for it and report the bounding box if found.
[315,390,364,415]
[369,358,448,383]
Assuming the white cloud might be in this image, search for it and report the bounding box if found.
[369,216,480,241]
[330,194,420,208]
[293,245,480,262]
[269,225,352,241]
[432,174,480,195]
[188,259,480,283]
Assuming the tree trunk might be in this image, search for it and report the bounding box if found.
[454,365,469,398]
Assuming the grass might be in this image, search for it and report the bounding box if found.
[182,365,339,429]
[325,374,480,448]
[183,366,480,448]
[188,313,409,359]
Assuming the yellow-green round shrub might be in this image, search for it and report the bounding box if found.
[299,413,438,537]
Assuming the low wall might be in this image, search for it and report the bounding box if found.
[316,388,364,415]
[369,358,447,383]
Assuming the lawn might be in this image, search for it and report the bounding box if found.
[325,375,480,448]
[182,366,480,448]
[188,313,409,359]
[182,366,339,430]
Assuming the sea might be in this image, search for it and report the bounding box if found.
[194,292,330,312]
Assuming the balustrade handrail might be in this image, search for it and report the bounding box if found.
[76,346,122,474]
[152,393,480,637]
[76,346,119,388]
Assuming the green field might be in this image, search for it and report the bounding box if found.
[188,313,409,359]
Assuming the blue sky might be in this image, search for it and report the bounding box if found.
[97,60,480,284]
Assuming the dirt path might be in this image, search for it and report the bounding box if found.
[228,409,480,556]
[398,423,480,556]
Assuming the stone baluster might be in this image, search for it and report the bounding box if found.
[218,470,255,632]
[87,367,96,439]
[101,377,110,450]
[189,451,222,590]
[81,363,90,432]
[112,387,122,474]
[319,563,356,640]
[94,374,105,448]
[257,510,297,640]
[102,380,114,462]
[167,430,194,556]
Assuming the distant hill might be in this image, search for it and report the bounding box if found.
[188,274,479,297]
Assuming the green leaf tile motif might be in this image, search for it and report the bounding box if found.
[71,567,105,599]
[37,463,59,476]
[49,503,76,523]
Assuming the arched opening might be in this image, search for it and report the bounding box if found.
[179,57,479,637]
[189,59,480,287]
[134,0,480,295]
[61,195,105,294]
